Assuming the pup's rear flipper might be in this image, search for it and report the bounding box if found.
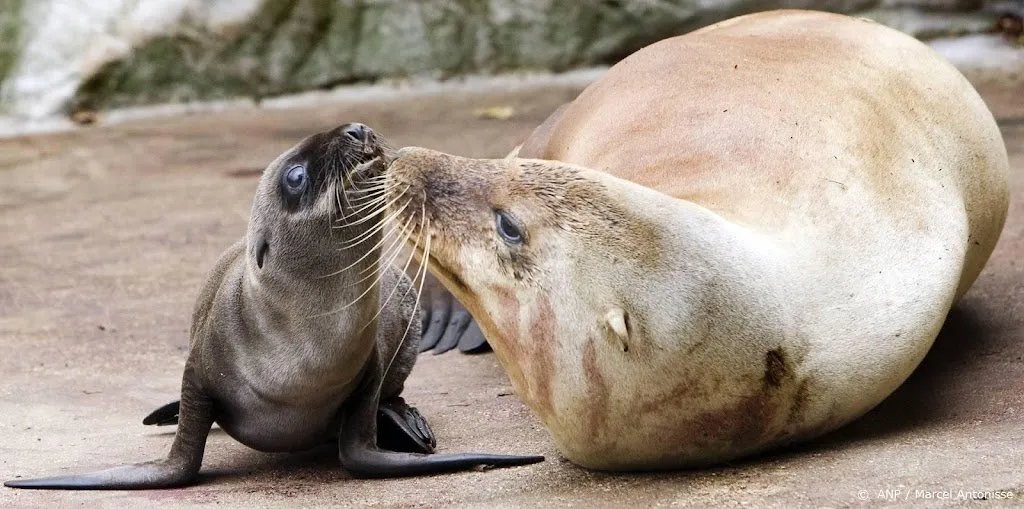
[4,461,197,490]
[142,400,181,426]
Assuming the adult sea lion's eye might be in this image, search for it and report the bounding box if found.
[283,165,307,192]
[495,210,523,245]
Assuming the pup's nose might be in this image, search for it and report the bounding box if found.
[342,123,370,143]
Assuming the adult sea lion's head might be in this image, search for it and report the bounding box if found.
[383,148,663,447]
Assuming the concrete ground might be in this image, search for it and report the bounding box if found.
[0,78,1022,509]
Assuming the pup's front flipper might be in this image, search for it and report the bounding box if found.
[377,396,436,454]
[338,348,543,478]
[5,375,214,490]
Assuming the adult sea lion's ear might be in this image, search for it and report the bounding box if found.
[604,308,630,352]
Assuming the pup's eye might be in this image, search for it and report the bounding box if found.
[495,210,524,245]
[283,165,307,192]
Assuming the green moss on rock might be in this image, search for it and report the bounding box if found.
[63,0,1003,113]
[0,0,24,88]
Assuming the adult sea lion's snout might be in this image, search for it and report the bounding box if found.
[385,147,495,201]
[382,147,503,297]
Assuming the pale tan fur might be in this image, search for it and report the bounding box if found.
[385,10,1009,470]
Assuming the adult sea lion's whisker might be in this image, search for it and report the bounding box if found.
[350,180,388,196]
[318,226,413,311]
[349,172,385,184]
[357,222,420,335]
[343,213,418,289]
[343,191,389,218]
[335,207,397,248]
[330,214,412,280]
[356,172,389,183]
[342,190,409,239]
[341,186,410,229]
[337,222,390,257]
[338,172,357,216]
[347,184,387,205]
[338,198,385,227]
[370,217,413,277]
[347,191,386,210]
[339,198,410,250]
[338,202,391,229]
[349,177,394,203]
[357,215,414,277]
[377,221,430,392]
[395,202,430,310]
[334,182,351,228]
[318,217,407,280]
[308,243,399,319]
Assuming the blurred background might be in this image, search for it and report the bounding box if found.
[0,0,1021,130]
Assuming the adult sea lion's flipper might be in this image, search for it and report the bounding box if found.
[142,400,181,426]
[456,321,489,354]
[431,307,473,355]
[6,376,214,490]
[338,349,543,478]
[418,275,491,355]
[419,297,451,352]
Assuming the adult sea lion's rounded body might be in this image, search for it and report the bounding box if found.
[5,124,541,490]
[384,10,1010,470]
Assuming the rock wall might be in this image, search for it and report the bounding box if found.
[0,0,1015,120]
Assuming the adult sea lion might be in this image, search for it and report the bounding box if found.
[382,10,1010,470]
[4,123,542,490]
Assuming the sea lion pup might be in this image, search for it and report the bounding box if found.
[382,10,1010,470]
[4,123,542,490]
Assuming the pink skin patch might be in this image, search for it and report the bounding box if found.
[488,285,557,422]
[582,339,609,442]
